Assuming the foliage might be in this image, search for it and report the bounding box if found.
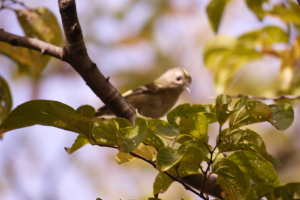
[0,7,62,78]
[0,93,298,199]
[1,0,300,199]
[205,0,300,96]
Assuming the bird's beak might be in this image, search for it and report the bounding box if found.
[184,86,190,93]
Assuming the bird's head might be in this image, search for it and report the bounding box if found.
[155,67,192,92]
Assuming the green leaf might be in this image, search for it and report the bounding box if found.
[238,26,289,46]
[245,0,268,20]
[203,36,262,93]
[243,184,275,200]
[181,146,204,166]
[218,128,281,166]
[0,100,94,138]
[206,0,228,33]
[153,168,176,196]
[76,105,95,118]
[234,96,249,110]
[116,118,147,153]
[65,134,90,154]
[272,2,300,25]
[113,117,132,128]
[143,129,169,150]
[0,87,4,97]
[268,104,294,130]
[175,134,194,144]
[227,151,279,186]
[0,8,63,77]
[274,183,300,199]
[179,140,211,162]
[116,143,157,164]
[178,161,201,177]
[167,103,216,128]
[156,121,179,139]
[92,121,118,146]
[229,100,272,129]
[212,158,251,200]
[0,75,12,125]
[216,94,233,125]
[203,36,237,66]
[179,113,208,142]
[156,147,185,171]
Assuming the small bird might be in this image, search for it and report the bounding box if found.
[95,67,192,119]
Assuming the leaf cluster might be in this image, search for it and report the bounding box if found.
[0,93,297,199]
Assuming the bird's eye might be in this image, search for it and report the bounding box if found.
[176,76,181,81]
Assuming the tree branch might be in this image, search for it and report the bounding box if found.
[0,0,137,124]
[0,29,62,59]
[96,144,223,199]
[0,0,224,198]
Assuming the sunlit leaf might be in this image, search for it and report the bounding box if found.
[92,121,118,146]
[65,134,90,154]
[116,143,157,164]
[167,104,216,128]
[143,129,169,150]
[206,0,229,33]
[156,121,179,139]
[113,117,132,128]
[233,96,249,110]
[153,167,176,196]
[181,146,203,166]
[116,118,147,153]
[203,36,262,93]
[227,151,279,186]
[216,94,233,125]
[0,8,63,77]
[212,158,251,200]
[175,134,194,144]
[268,103,294,130]
[0,75,12,125]
[238,26,288,47]
[179,113,208,142]
[156,147,185,171]
[272,2,300,25]
[229,100,272,129]
[218,128,281,166]
[203,36,237,67]
[179,140,211,162]
[178,161,201,177]
[0,100,94,138]
[245,0,268,20]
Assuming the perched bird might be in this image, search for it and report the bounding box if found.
[95,67,192,119]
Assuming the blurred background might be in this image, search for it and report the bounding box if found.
[0,0,300,199]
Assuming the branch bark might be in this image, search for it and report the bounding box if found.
[0,0,224,198]
[0,0,136,124]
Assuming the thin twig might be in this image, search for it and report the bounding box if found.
[200,125,223,200]
[95,144,201,198]
[230,94,300,101]
[211,94,300,101]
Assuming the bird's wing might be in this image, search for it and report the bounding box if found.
[122,83,163,98]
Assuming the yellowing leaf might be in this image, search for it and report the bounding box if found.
[0,8,63,78]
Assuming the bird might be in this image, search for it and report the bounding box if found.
[95,67,192,119]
